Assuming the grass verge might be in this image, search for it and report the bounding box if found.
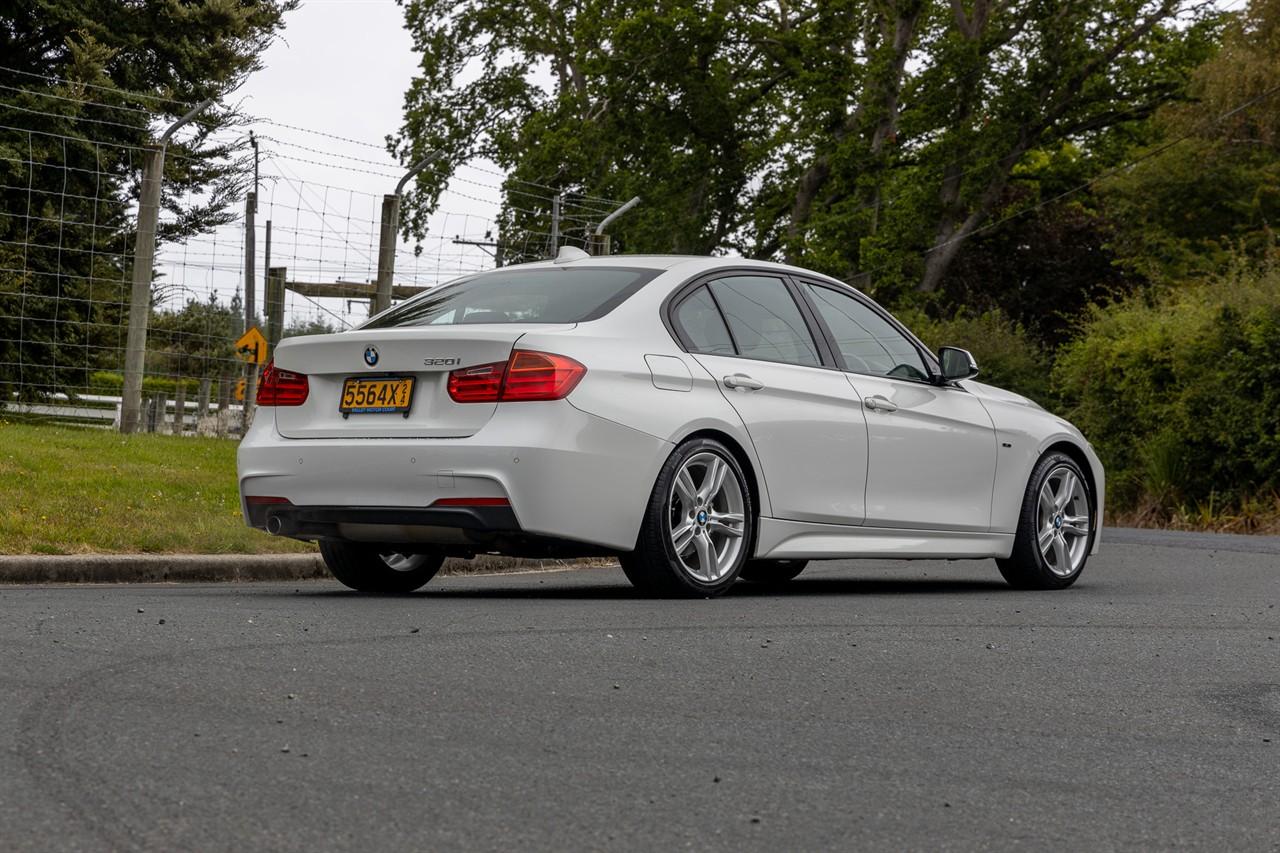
[0,420,311,555]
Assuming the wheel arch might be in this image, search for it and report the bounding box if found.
[1041,438,1105,554]
[673,427,767,524]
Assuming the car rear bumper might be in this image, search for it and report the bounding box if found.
[237,399,672,552]
[241,501,612,557]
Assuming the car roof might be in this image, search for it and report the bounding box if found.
[506,253,846,284]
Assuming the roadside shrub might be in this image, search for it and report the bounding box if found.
[1053,264,1280,514]
[895,308,1052,405]
[87,371,201,396]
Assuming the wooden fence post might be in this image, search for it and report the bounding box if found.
[145,395,160,433]
[197,378,211,422]
[172,383,187,435]
[266,266,286,351]
[216,380,231,438]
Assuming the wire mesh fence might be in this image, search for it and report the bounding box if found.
[0,80,629,436]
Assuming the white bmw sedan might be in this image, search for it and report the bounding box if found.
[238,251,1103,597]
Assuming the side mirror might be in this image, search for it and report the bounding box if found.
[938,346,979,382]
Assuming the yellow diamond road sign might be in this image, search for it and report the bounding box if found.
[235,326,268,365]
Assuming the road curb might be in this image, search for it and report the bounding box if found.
[0,553,597,584]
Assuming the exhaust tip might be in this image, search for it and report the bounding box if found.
[266,514,285,535]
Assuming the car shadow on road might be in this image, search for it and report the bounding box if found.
[301,573,1011,600]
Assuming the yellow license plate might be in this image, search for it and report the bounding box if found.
[339,376,415,415]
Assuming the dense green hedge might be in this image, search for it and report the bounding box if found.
[87,372,203,396]
[896,308,1052,405]
[1054,265,1280,512]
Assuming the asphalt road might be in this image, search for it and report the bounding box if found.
[2,529,1277,852]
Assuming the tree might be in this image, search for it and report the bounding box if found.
[392,0,781,256]
[392,0,1218,298]
[147,292,244,382]
[0,0,295,400]
[1100,0,1280,281]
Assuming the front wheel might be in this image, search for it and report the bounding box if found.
[319,541,444,593]
[996,452,1094,590]
[621,438,754,598]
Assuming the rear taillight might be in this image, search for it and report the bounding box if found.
[257,360,309,406]
[447,361,507,403]
[447,350,586,403]
[502,350,587,400]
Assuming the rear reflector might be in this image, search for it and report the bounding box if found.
[245,496,292,505]
[257,360,309,406]
[430,497,511,507]
[447,350,586,403]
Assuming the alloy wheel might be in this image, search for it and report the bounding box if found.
[1037,466,1090,577]
[667,451,747,582]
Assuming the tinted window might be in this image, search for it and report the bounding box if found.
[805,284,930,381]
[707,276,820,367]
[362,268,659,328]
[672,287,735,355]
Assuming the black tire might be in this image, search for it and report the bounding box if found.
[621,438,754,598]
[996,451,1094,590]
[319,541,444,593]
[739,559,808,585]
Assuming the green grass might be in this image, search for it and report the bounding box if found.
[0,421,313,555]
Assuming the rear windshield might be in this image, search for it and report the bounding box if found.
[361,267,660,329]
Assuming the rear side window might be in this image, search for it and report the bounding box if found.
[362,268,660,329]
[707,275,821,367]
[672,287,735,355]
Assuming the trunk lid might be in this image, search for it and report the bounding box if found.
[270,325,570,439]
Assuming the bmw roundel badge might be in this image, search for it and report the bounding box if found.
[363,345,379,367]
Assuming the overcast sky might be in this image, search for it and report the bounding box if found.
[162,0,504,329]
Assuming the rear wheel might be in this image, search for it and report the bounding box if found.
[996,452,1093,590]
[621,438,753,598]
[739,559,808,585]
[319,541,444,593]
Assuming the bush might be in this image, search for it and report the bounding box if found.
[895,308,1053,405]
[87,372,201,396]
[1053,264,1280,514]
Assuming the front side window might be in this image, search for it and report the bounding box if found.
[804,284,930,381]
[706,276,821,367]
[362,268,659,329]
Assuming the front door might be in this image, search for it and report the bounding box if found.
[799,282,997,531]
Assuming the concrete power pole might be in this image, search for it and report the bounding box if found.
[373,152,443,316]
[120,97,215,434]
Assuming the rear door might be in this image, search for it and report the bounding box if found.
[671,274,869,525]
[798,281,997,531]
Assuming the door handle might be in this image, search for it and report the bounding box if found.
[864,395,898,412]
[723,373,765,391]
